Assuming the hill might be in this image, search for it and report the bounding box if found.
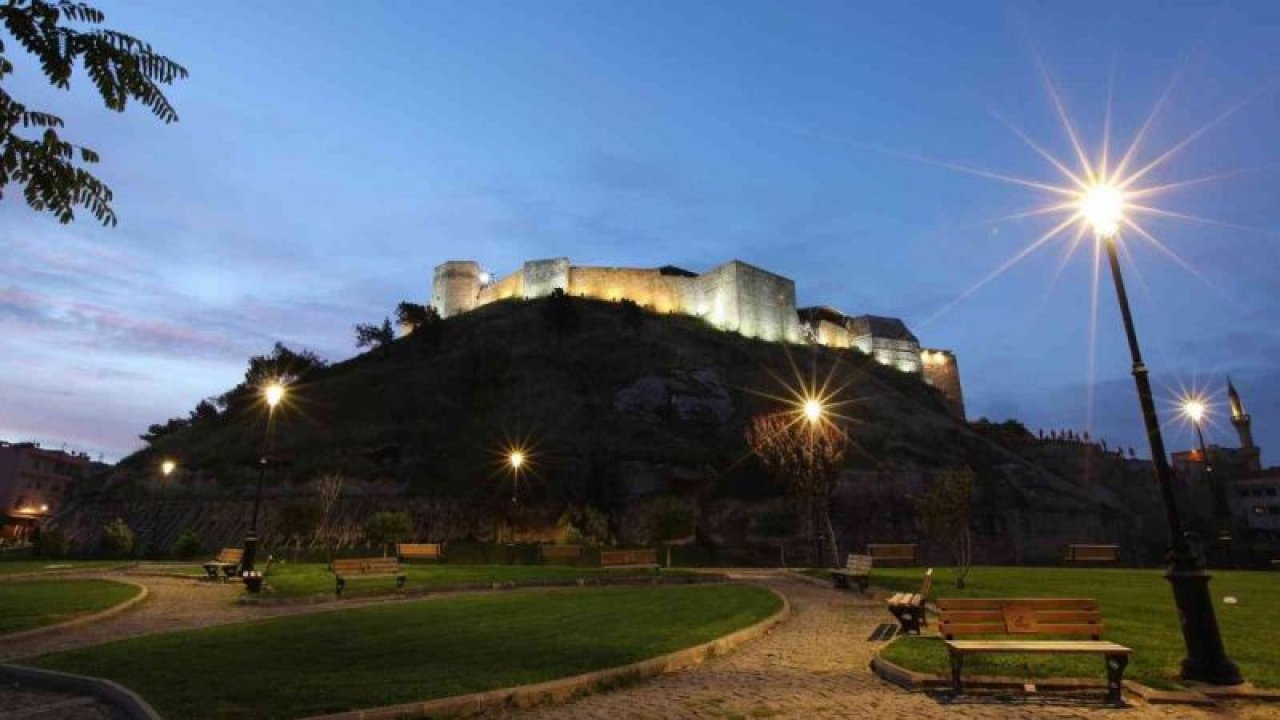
[59,296,1157,563]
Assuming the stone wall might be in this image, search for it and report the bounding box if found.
[478,269,522,305]
[712,261,802,343]
[921,349,965,419]
[813,319,852,348]
[568,266,694,313]
[432,261,483,318]
[523,258,571,298]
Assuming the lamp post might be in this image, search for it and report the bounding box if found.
[242,380,285,574]
[801,396,825,567]
[1085,184,1241,685]
[1182,400,1235,569]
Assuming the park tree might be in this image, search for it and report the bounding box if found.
[754,506,799,568]
[170,528,202,560]
[1,1,187,225]
[275,500,321,563]
[314,473,344,562]
[365,511,412,557]
[641,495,696,568]
[354,317,395,352]
[917,469,976,588]
[99,516,134,557]
[745,412,848,568]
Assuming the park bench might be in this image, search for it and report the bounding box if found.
[937,597,1132,706]
[886,567,933,634]
[540,544,584,565]
[829,553,873,591]
[332,557,406,597]
[1064,544,1121,565]
[599,549,659,570]
[202,548,243,581]
[867,543,917,565]
[397,543,443,563]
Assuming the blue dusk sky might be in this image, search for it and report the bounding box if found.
[2,0,1278,463]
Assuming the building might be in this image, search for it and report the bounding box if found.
[1171,380,1279,559]
[431,257,965,417]
[0,442,102,545]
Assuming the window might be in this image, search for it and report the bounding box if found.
[1266,488,1277,497]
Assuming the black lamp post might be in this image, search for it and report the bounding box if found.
[1185,403,1235,569]
[1099,230,1241,685]
[242,381,284,574]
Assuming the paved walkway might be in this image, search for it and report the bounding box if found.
[489,574,1280,720]
[2,571,1277,719]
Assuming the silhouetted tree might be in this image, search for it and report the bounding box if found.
[99,517,134,557]
[275,500,321,562]
[542,288,579,339]
[365,511,412,557]
[397,301,443,346]
[641,496,696,568]
[745,412,848,567]
[1,1,187,225]
[917,470,975,588]
[619,298,643,334]
[354,317,395,352]
[754,506,799,568]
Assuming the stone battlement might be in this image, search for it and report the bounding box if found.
[430,257,964,417]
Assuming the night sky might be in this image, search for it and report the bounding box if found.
[2,0,1278,463]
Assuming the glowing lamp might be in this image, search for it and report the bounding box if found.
[161,459,177,477]
[509,451,525,470]
[1082,183,1124,239]
[264,381,286,409]
[803,398,823,424]
[1182,399,1207,424]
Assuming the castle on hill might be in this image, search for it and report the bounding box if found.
[431,257,965,418]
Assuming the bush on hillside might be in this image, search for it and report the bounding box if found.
[171,528,203,560]
[100,518,135,558]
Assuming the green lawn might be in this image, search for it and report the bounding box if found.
[868,566,1279,690]
[0,560,128,576]
[34,583,781,720]
[0,579,141,635]
[261,561,695,598]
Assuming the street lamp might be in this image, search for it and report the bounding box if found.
[161,459,177,477]
[242,380,286,575]
[1181,398,1235,568]
[803,397,824,425]
[508,450,525,502]
[1087,183,1241,685]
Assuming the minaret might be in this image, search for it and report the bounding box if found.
[1227,378,1255,450]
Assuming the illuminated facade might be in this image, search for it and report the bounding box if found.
[0,442,100,544]
[431,258,964,416]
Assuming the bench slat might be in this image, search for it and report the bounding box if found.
[948,640,1130,654]
[938,598,1098,611]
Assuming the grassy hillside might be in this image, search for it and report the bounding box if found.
[121,297,990,503]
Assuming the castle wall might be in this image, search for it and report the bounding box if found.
[813,319,852,348]
[691,261,800,343]
[523,258,571,298]
[921,348,965,419]
[432,261,484,319]
[477,269,523,305]
[569,267,695,314]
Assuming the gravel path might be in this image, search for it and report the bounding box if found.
[488,574,1279,720]
[2,571,1276,719]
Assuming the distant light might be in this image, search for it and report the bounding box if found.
[40,504,49,512]
[1082,183,1124,239]
[1182,399,1207,424]
[264,381,286,409]
[479,272,492,285]
[161,459,177,477]
[509,451,525,470]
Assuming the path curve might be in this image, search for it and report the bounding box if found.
[485,574,1279,720]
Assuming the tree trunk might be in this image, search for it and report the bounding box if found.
[823,508,840,569]
[779,541,787,569]
[666,544,672,568]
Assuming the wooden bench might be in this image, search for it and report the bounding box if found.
[868,543,917,565]
[599,549,658,570]
[332,557,406,597]
[886,567,933,634]
[202,548,243,581]
[829,554,872,591]
[397,543,443,563]
[1064,544,1121,565]
[938,597,1132,705]
[540,544,584,565]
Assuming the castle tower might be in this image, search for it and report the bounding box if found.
[431,261,484,319]
[1228,378,1256,450]
[921,349,965,420]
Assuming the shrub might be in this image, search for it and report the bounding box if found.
[365,511,413,557]
[171,528,202,560]
[100,518,135,558]
[34,527,70,558]
[641,496,697,568]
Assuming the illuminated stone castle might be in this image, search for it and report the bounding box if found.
[431,258,965,417]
